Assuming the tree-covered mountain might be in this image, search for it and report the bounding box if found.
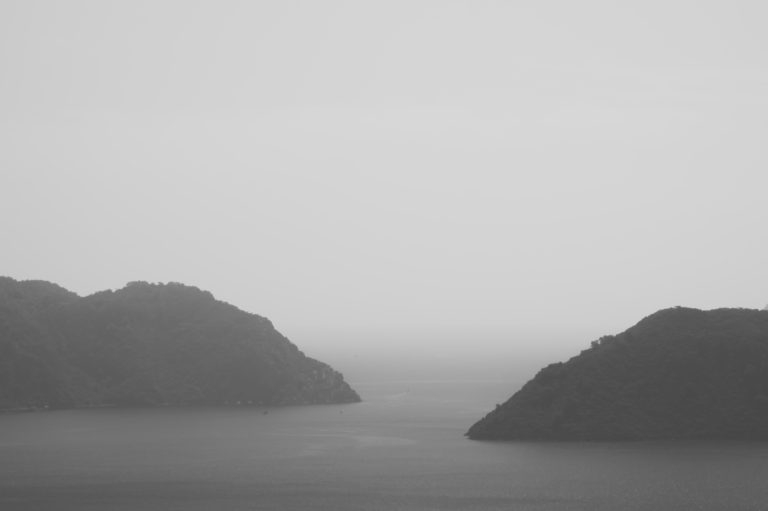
[0,277,360,410]
[467,307,768,441]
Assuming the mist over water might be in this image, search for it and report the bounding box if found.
[3,0,768,508]
[294,328,601,389]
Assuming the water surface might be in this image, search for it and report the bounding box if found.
[2,380,767,510]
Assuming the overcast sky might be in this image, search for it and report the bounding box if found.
[2,1,767,372]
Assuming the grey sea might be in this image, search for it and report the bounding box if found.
[2,380,768,511]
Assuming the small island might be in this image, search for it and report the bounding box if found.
[0,277,360,410]
[467,306,768,441]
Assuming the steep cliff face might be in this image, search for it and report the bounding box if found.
[467,307,768,441]
[0,278,360,409]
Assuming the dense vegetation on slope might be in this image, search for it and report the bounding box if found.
[467,307,768,440]
[0,277,360,410]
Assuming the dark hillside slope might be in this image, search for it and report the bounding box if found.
[0,278,360,409]
[467,307,768,440]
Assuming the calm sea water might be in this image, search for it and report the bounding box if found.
[2,380,768,510]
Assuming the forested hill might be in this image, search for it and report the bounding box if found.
[0,277,360,410]
[467,307,768,441]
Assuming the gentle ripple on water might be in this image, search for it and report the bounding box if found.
[2,380,768,510]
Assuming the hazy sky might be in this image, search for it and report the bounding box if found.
[2,1,767,371]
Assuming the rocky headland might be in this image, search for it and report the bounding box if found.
[467,307,768,440]
[0,278,360,410]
